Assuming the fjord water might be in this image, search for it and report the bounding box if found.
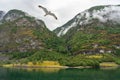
[0,67,120,80]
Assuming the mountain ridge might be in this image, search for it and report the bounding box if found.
[0,9,66,53]
[54,5,120,36]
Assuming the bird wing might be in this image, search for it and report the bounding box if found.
[49,12,58,20]
[38,5,49,13]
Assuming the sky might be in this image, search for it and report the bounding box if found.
[0,0,120,30]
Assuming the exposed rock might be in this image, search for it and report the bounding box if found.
[0,9,58,53]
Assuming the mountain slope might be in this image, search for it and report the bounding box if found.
[54,5,120,36]
[54,5,120,55]
[0,9,66,53]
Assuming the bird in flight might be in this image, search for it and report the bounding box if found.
[38,5,58,20]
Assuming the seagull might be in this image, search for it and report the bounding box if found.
[38,5,58,20]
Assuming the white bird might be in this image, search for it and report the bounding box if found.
[38,5,58,20]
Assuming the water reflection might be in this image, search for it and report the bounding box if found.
[0,67,120,80]
[23,67,61,73]
[100,66,119,70]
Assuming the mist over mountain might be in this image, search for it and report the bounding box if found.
[54,5,120,36]
[54,5,120,55]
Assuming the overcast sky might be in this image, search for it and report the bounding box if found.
[0,0,120,30]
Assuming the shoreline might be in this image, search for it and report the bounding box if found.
[2,64,120,69]
[2,62,120,69]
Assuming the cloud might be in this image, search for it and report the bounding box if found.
[0,0,120,30]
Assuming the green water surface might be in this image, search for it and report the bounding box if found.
[0,67,120,80]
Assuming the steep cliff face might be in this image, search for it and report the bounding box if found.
[0,9,65,53]
[0,11,5,21]
[54,5,120,55]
